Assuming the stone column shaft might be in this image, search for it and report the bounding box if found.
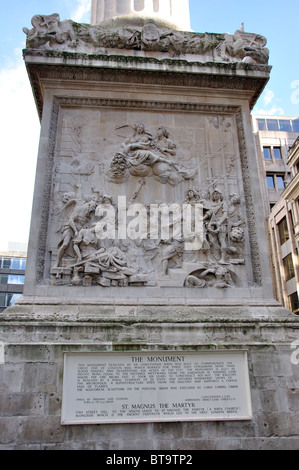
[91,0,191,31]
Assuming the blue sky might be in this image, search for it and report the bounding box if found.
[0,0,298,250]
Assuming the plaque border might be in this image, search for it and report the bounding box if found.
[61,350,253,425]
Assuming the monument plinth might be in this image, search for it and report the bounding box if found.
[0,0,298,450]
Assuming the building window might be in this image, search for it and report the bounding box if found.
[11,258,26,270]
[7,275,25,285]
[266,174,286,191]
[273,147,282,160]
[0,258,12,269]
[257,119,266,131]
[276,175,285,189]
[292,120,299,132]
[278,217,289,245]
[0,274,25,284]
[267,119,279,131]
[283,253,295,282]
[0,257,26,270]
[0,274,9,285]
[263,147,271,159]
[279,120,292,132]
[0,293,22,308]
[257,118,299,132]
[266,175,275,189]
[263,146,283,161]
[288,291,299,314]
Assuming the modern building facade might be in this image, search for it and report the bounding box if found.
[252,114,299,214]
[268,137,299,314]
[0,251,26,312]
[252,115,299,314]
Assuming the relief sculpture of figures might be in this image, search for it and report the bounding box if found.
[185,264,233,289]
[50,184,247,288]
[48,105,249,290]
[108,123,197,185]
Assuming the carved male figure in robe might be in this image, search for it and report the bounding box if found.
[54,198,98,267]
[203,189,228,264]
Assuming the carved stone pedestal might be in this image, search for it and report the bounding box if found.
[1,302,299,449]
[1,13,298,449]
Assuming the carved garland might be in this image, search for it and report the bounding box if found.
[35,97,261,286]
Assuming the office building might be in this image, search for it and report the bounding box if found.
[0,251,26,312]
[252,114,299,213]
[268,137,299,313]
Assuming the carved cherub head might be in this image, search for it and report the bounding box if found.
[229,193,241,205]
[185,187,200,202]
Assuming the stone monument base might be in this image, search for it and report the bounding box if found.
[0,301,298,450]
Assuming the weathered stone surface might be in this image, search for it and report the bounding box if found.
[0,306,298,449]
[1,3,297,451]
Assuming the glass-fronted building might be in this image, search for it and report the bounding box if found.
[0,251,27,312]
[252,116,299,314]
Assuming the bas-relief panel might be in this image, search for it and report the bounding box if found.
[45,104,253,290]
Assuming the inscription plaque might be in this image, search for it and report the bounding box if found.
[61,351,252,425]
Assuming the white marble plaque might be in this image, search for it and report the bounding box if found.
[61,351,252,425]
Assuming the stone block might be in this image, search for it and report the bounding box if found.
[47,393,62,416]
[6,345,51,363]
[287,389,299,412]
[22,363,58,393]
[257,412,299,437]
[17,416,65,444]
[259,390,289,413]
[0,393,45,417]
[0,418,17,444]
[0,364,24,393]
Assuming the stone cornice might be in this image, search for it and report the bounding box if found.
[24,51,270,120]
[23,48,272,74]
